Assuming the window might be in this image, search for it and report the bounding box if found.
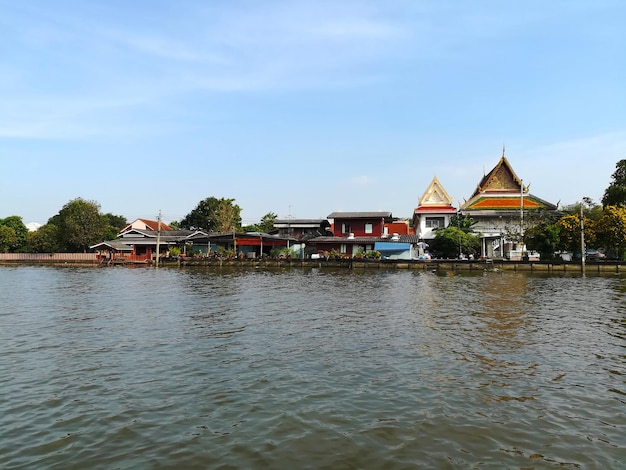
[341,223,351,234]
[425,217,445,228]
[365,223,373,234]
[340,244,347,253]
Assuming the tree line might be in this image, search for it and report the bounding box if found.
[0,196,276,253]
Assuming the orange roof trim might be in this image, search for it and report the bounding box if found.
[470,197,541,210]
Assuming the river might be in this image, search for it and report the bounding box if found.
[1,265,624,469]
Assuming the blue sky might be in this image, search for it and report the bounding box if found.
[2,1,625,226]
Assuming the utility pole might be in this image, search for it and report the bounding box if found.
[155,210,162,267]
[519,180,526,260]
[287,205,293,251]
[457,213,462,259]
[580,202,585,274]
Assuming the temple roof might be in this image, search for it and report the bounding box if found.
[470,155,523,197]
[461,151,557,212]
[417,176,455,207]
[462,194,556,211]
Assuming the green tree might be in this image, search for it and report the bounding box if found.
[430,226,480,259]
[602,159,626,207]
[26,224,62,253]
[180,197,242,232]
[556,214,595,254]
[259,212,277,233]
[54,198,106,252]
[595,205,626,259]
[524,222,560,260]
[0,216,28,252]
[101,213,127,240]
[449,213,476,233]
[243,212,277,233]
[0,225,18,253]
[563,198,604,220]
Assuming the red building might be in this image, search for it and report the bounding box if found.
[328,211,390,237]
[307,211,405,257]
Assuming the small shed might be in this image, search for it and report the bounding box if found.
[374,241,412,260]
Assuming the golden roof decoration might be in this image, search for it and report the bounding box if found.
[417,176,454,207]
[472,153,523,197]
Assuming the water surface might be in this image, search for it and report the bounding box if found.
[1,266,624,468]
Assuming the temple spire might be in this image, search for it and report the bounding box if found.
[502,143,506,158]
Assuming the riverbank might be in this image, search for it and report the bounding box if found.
[1,253,622,273]
[170,257,624,273]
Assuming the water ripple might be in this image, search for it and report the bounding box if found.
[0,266,624,468]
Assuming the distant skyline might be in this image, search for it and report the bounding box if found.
[2,1,625,226]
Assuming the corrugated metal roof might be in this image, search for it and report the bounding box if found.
[187,232,298,242]
[89,240,134,250]
[274,219,328,225]
[327,211,392,219]
[375,242,411,251]
[308,234,419,244]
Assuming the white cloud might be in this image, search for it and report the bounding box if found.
[25,222,42,232]
[351,175,374,186]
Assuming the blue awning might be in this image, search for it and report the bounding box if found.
[374,242,411,252]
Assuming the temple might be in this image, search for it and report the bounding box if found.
[460,151,559,259]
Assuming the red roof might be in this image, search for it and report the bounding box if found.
[142,219,173,231]
[414,206,457,214]
[120,218,173,233]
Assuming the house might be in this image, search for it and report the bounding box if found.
[93,228,297,261]
[269,218,333,258]
[329,211,391,238]
[119,218,172,234]
[306,211,419,259]
[185,231,296,258]
[459,151,559,259]
[412,176,458,240]
[272,219,332,240]
[91,229,202,262]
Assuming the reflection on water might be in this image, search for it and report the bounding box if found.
[0,266,624,469]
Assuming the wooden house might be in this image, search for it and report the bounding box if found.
[91,229,202,262]
[329,211,391,238]
[306,211,419,258]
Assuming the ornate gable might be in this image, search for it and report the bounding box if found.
[473,155,523,196]
[461,151,557,212]
[418,176,454,207]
